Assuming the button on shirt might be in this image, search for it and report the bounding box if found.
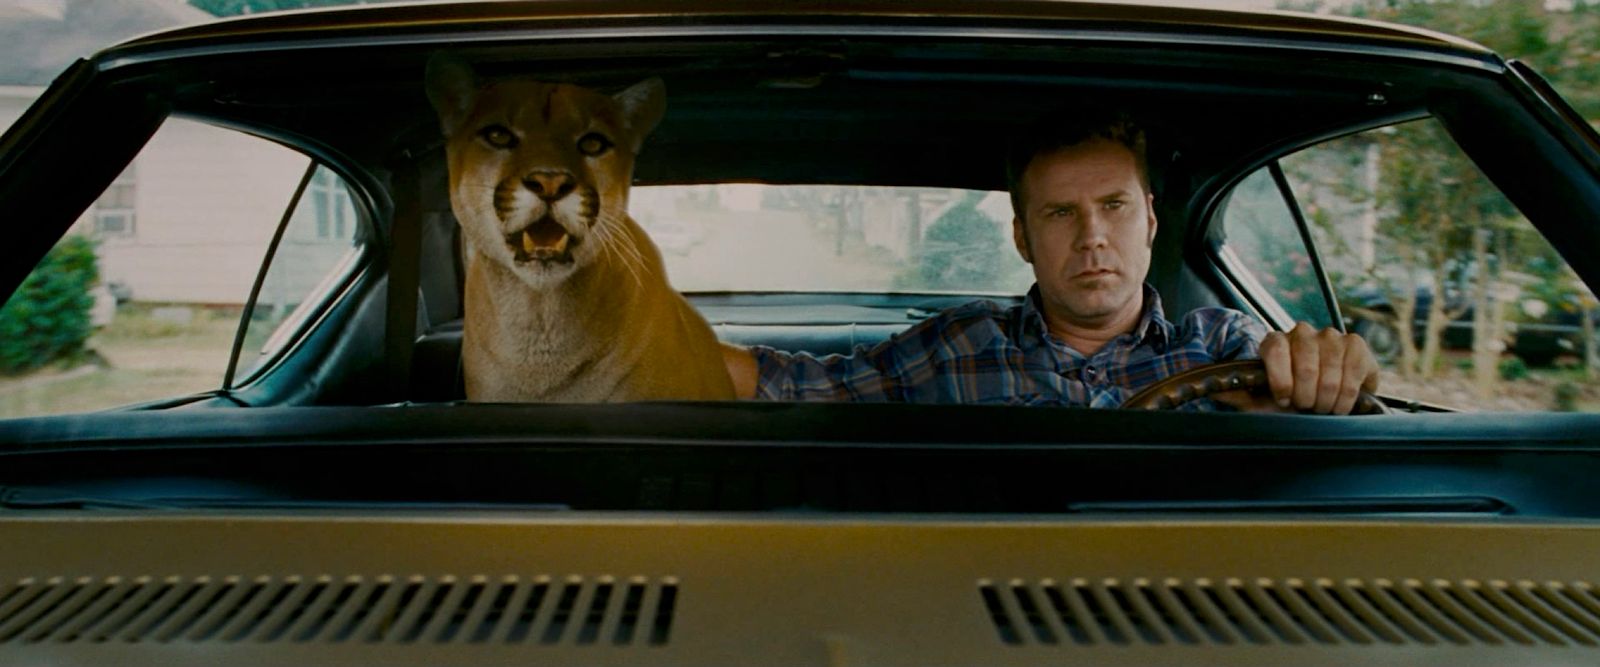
[751,284,1267,408]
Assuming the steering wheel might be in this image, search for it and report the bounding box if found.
[1120,359,1390,414]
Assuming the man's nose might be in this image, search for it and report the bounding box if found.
[523,170,576,202]
[1075,213,1111,250]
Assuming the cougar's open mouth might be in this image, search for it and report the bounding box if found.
[507,217,576,264]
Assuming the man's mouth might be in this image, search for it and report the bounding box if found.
[507,217,576,264]
[1074,268,1116,279]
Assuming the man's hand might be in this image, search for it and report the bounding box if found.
[1258,323,1381,415]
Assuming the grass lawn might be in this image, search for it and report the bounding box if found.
[0,306,237,419]
[1375,351,1600,412]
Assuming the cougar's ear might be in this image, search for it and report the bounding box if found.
[425,54,479,137]
[614,77,666,152]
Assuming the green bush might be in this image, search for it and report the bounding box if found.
[893,192,1025,292]
[0,235,100,374]
[1498,356,1529,381]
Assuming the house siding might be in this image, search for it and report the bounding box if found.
[94,118,310,305]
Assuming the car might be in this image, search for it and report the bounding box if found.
[1340,284,1478,361]
[1341,280,1595,366]
[3,2,1600,666]
[1509,287,1598,366]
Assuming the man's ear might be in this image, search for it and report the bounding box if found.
[1012,216,1033,264]
[425,54,479,137]
[614,77,666,152]
[1145,192,1159,248]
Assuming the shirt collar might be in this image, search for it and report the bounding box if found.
[1022,283,1172,352]
[1135,284,1172,352]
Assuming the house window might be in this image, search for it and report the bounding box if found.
[94,163,136,236]
[310,168,354,240]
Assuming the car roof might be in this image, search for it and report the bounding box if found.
[109,0,1492,58]
[76,2,1514,199]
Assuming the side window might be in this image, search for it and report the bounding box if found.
[1216,168,1334,329]
[235,165,365,382]
[1237,117,1598,412]
[0,118,344,418]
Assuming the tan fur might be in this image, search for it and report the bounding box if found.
[426,59,733,401]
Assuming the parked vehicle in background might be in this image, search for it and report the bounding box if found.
[1511,289,1598,366]
[1343,284,1596,366]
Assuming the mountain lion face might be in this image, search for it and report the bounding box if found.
[427,60,665,287]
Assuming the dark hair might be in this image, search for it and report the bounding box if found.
[1005,108,1150,220]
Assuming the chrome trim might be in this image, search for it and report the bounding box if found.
[226,161,320,389]
[235,246,370,389]
[1213,243,1294,331]
[1269,160,1343,332]
[233,259,369,395]
[262,248,362,358]
[232,159,378,390]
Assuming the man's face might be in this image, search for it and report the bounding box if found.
[1012,137,1158,329]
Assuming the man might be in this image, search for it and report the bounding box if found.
[722,110,1379,414]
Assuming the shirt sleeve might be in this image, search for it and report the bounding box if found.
[750,335,912,402]
[1212,309,1270,361]
[1166,308,1270,413]
[750,305,991,402]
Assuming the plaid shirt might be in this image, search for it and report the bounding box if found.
[752,284,1266,408]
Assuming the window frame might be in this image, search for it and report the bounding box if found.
[1206,160,1344,333]
[1196,110,1433,333]
[225,161,376,391]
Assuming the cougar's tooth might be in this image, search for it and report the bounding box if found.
[521,230,537,254]
[553,233,570,254]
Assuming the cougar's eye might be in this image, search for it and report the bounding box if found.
[479,125,518,149]
[577,132,613,157]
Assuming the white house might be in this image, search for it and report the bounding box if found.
[1,0,358,308]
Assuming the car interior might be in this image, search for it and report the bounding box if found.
[104,37,1527,408]
[0,10,1591,414]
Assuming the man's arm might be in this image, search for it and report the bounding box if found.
[718,305,991,402]
[719,338,916,402]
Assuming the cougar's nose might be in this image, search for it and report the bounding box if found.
[523,170,576,202]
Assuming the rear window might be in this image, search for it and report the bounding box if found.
[633,185,1034,295]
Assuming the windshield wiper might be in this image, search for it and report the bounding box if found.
[1066,496,1509,515]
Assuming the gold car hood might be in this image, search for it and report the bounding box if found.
[2,514,1598,666]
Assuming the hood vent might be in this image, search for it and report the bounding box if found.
[0,574,678,646]
[980,577,1600,647]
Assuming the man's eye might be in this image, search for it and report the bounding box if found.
[1106,200,1125,210]
[577,132,613,157]
[479,125,518,149]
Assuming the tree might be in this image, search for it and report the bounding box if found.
[1301,0,1588,393]
[893,192,1024,292]
[0,235,100,374]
